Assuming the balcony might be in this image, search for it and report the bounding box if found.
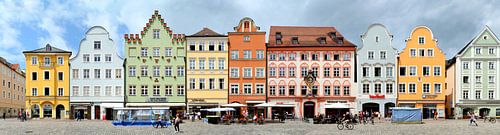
[39,63,55,69]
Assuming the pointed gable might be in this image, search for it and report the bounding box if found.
[123,10,185,45]
[456,26,500,56]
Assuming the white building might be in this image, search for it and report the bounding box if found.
[70,26,124,120]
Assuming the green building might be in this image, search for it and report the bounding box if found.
[124,10,186,114]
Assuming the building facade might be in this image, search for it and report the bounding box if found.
[397,26,446,119]
[0,58,25,118]
[267,26,357,119]
[186,28,228,116]
[445,58,456,118]
[228,17,267,117]
[356,24,397,117]
[455,26,500,119]
[70,26,124,120]
[124,10,186,114]
[24,44,71,119]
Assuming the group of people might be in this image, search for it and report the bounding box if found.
[313,111,387,124]
[272,111,292,122]
[17,111,28,122]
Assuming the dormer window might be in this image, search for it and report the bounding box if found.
[319,37,326,44]
[276,39,282,45]
[418,37,425,44]
[375,36,379,42]
[46,46,52,51]
[337,37,344,44]
[292,37,299,44]
[328,32,336,38]
[276,32,282,39]
[484,35,488,40]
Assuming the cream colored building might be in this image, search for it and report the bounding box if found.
[0,57,25,118]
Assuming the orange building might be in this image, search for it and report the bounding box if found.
[228,17,267,117]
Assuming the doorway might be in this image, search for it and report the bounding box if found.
[362,103,380,113]
[43,104,53,118]
[95,106,101,120]
[55,105,65,119]
[479,108,490,119]
[105,108,113,120]
[423,104,437,119]
[303,101,315,118]
[384,102,395,118]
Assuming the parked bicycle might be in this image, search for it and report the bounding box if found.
[337,119,354,130]
[483,116,496,124]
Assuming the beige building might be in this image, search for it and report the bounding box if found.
[0,57,26,118]
[445,58,456,118]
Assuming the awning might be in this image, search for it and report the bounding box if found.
[246,101,265,104]
[255,103,295,107]
[126,103,185,107]
[201,107,236,112]
[221,103,247,107]
[324,103,352,109]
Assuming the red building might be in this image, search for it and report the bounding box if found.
[267,26,356,118]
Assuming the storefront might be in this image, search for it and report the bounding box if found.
[125,103,186,118]
[188,103,219,118]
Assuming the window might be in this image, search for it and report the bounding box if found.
[301,67,307,77]
[230,68,239,78]
[151,48,159,57]
[255,68,264,78]
[141,47,148,57]
[269,67,276,77]
[301,86,307,96]
[368,51,374,59]
[270,86,276,95]
[208,41,215,51]
[243,50,252,59]
[463,90,469,99]
[289,67,295,77]
[209,78,215,89]
[374,67,381,77]
[423,84,430,93]
[128,66,135,77]
[380,51,386,59]
[301,53,308,60]
[289,53,295,60]
[83,69,90,78]
[152,66,160,77]
[423,66,430,76]
[58,72,63,81]
[489,62,495,69]
[362,67,369,77]
[279,67,285,77]
[115,86,122,96]
[189,79,196,89]
[399,84,406,93]
[218,59,225,70]
[140,85,148,96]
[418,37,425,44]
[279,54,285,61]
[93,41,101,49]
[489,48,495,54]
[94,86,101,96]
[152,85,160,96]
[386,67,393,77]
[199,59,205,70]
[292,37,298,44]
[489,76,495,84]
[83,86,90,96]
[343,68,350,77]
[115,69,121,79]
[476,76,482,84]
[243,36,250,42]
[475,47,481,54]
[433,66,441,76]
[333,86,340,96]
[44,71,50,80]
[57,57,63,65]
[386,84,393,94]
[410,49,416,57]
[362,84,369,94]
[476,90,481,99]
[94,69,101,79]
[463,76,469,83]
[343,54,350,61]
[427,49,434,57]
[269,54,276,61]
[209,59,215,70]
[434,84,441,93]
[244,84,252,94]
[463,62,469,69]
[409,84,416,93]
[32,88,38,96]
[104,54,112,62]
[199,79,205,89]
[312,54,318,61]
[44,57,50,66]
[94,54,101,62]
[218,78,224,89]
[140,66,148,77]
[198,41,205,51]
[324,86,330,96]
[242,68,251,78]
[189,42,196,51]
[419,49,425,57]
[279,86,285,95]
[177,85,185,96]
[256,84,264,94]
[153,29,160,39]
[410,66,417,76]
[218,41,225,51]
[256,50,264,59]
[476,62,482,69]
[344,86,350,96]
[231,84,239,94]
[105,86,112,96]
[44,87,50,96]
[83,54,90,62]
[489,91,494,99]
[312,67,318,77]
[165,85,172,96]
[324,68,330,77]
[32,72,37,80]
[31,56,38,65]
[231,51,238,60]
[324,53,331,61]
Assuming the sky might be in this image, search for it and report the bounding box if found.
[1,0,500,69]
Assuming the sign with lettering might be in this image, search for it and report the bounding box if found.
[148,97,167,103]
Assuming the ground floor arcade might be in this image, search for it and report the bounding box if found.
[356,97,396,118]
[26,97,70,119]
[70,102,123,120]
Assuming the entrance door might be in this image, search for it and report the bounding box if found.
[95,106,101,120]
[105,108,113,120]
[55,105,65,119]
[479,108,490,118]
[384,103,395,118]
[362,103,380,113]
[303,101,315,118]
[43,104,53,118]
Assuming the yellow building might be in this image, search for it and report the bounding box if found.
[23,44,71,119]
[186,28,228,115]
[398,26,446,119]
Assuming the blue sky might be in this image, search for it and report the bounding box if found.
[1,0,500,69]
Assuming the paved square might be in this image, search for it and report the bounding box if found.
[0,119,499,135]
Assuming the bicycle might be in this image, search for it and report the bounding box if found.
[153,120,170,128]
[483,117,496,124]
[337,119,354,130]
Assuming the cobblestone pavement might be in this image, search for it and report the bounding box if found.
[0,118,499,135]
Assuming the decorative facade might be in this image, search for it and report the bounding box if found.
[24,44,72,119]
[454,26,500,119]
[124,10,186,114]
[0,58,25,118]
[356,24,397,117]
[186,28,228,116]
[70,26,124,120]
[228,17,267,117]
[267,26,357,118]
[397,26,446,119]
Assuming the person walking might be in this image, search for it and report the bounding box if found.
[433,111,438,120]
[174,114,181,133]
[2,112,5,120]
[469,112,478,126]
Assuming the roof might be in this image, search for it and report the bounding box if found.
[268,26,356,47]
[446,57,456,69]
[188,27,226,37]
[23,44,71,54]
[0,56,25,76]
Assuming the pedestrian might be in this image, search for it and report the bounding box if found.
[469,112,478,126]
[174,114,181,133]
[433,111,438,120]
[2,112,5,120]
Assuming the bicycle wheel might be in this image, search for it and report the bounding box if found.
[153,123,159,128]
[346,123,354,130]
[490,118,496,123]
[337,123,344,130]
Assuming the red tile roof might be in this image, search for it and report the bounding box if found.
[268,26,355,47]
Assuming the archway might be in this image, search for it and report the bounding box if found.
[303,101,315,118]
[42,104,53,118]
[55,105,65,119]
[31,104,40,118]
[479,108,490,119]
[384,102,395,118]
[462,108,473,119]
[362,103,380,113]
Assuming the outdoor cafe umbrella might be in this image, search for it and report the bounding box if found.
[221,103,247,107]
[201,107,236,112]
